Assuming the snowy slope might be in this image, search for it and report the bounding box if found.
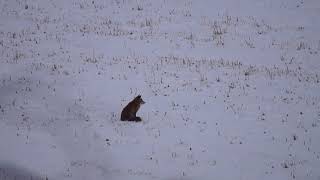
[0,0,319,179]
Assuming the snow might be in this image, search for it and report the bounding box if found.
[0,0,319,179]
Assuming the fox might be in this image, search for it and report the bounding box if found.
[121,95,145,122]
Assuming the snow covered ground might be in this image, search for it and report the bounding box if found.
[0,0,319,179]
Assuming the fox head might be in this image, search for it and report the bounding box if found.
[135,95,145,105]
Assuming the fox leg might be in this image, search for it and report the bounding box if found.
[128,117,142,122]
[135,117,142,122]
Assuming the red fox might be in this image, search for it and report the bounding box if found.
[121,95,145,121]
